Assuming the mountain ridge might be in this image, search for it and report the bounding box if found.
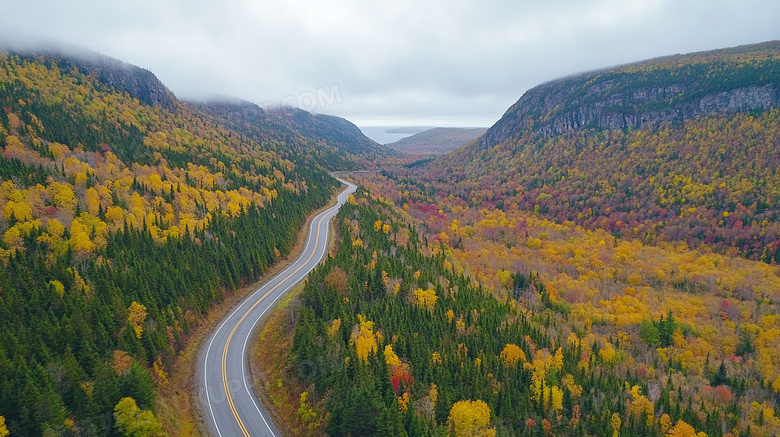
[478,41,780,150]
[187,97,396,170]
[1,41,388,170]
[1,40,176,109]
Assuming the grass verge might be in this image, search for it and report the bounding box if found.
[244,203,342,436]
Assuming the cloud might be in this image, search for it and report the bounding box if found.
[1,0,778,126]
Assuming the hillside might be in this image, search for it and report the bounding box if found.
[415,41,780,261]
[0,47,341,436]
[386,127,487,156]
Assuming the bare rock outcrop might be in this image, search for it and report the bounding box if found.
[478,41,780,150]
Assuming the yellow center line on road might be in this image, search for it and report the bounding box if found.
[221,214,326,436]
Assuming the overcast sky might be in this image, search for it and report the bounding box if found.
[2,0,779,127]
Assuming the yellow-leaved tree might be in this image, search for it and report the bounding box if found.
[85,187,100,215]
[127,302,147,338]
[113,397,168,437]
[50,279,65,298]
[611,412,622,437]
[384,345,401,367]
[48,181,77,211]
[0,414,8,437]
[351,314,377,363]
[666,419,706,437]
[550,385,564,413]
[3,199,33,221]
[413,288,437,313]
[447,400,496,437]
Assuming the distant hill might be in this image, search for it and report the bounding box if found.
[189,99,397,170]
[386,127,487,155]
[269,107,398,165]
[413,41,780,261]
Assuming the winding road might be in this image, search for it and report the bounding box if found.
[198,179,356,437]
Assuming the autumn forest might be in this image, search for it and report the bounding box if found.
[272,42,780,437]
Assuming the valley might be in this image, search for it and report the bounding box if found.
[0,35,779,437]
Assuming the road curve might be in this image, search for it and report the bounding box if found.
[198,179,356,437]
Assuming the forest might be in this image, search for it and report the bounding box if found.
[286,184,780,436]
[258,42,780,437]
[0,52,340,436]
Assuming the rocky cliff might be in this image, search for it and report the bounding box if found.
[2,41,175,108]
[479,41,780,149]
[53,55,175,108]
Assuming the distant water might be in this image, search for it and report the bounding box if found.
[359,126,431,144]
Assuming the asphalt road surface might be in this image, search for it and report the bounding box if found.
[198,179,356,437]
